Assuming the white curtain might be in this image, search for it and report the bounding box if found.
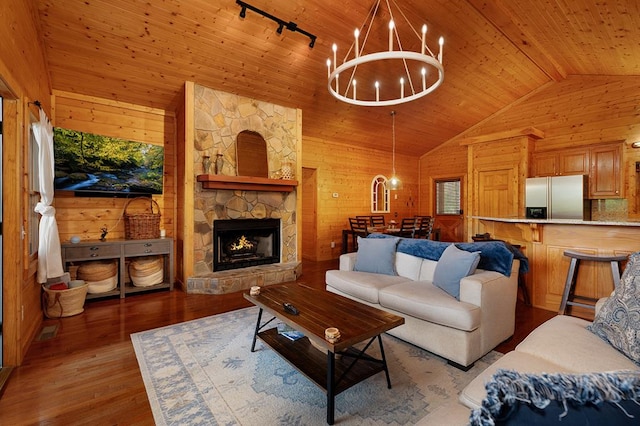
[33,109,64,283]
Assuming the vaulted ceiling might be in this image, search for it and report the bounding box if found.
[35,0,640,156]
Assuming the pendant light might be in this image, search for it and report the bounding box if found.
[389,110,402,190]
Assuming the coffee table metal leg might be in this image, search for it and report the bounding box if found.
[250,308,264,352]
[377,335,392,389]
[326,351,335,425]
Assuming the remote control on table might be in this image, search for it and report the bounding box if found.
[283,302,299,315]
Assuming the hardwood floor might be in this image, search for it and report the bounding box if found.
[0,259,555,425]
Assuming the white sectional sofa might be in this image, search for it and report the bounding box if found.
[416,252,640,425]
[325,236,524,369]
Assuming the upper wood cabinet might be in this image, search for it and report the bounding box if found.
[590,143,622,198]
[531,148,589,177]
[531,142,623,198]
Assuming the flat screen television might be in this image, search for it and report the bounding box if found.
[53,127,164,197]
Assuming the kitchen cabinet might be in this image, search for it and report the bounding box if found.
[530,142,622,198]
[531,148,589,177]
[589,144,622,198]
[61,238,174,299]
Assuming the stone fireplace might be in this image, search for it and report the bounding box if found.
[186,84,301,295]
[213,218,280,271]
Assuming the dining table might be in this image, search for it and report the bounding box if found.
[341,225,440,254]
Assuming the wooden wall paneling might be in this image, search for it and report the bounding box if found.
[0,0,51,111]
[301,168,318,261]
[51,92,176,244]
[302,136,419,260]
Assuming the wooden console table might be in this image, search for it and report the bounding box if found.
[61,238,174,299]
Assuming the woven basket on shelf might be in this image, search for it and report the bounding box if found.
[124,197,161,240]
[77,260,118,294]
[129,256,164,287]
[42,283,89,318]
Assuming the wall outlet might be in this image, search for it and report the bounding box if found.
[330,241,336,248]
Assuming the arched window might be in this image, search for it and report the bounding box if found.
[371,175,390,213]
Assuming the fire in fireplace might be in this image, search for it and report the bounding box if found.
[213,218,281,271]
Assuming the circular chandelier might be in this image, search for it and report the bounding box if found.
[326,0,444,107]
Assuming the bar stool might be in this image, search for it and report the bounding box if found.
[558,250,628,315]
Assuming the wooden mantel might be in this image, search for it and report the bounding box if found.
[197,174,298,192]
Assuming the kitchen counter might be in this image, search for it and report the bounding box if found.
[470,216,640,314]
[471,216,640,227]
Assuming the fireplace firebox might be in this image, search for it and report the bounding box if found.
[213,219,280,271]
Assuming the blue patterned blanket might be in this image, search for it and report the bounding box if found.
[367,234,529,276]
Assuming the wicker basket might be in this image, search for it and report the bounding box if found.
[124,197,161,240]
[42,283,89,318]
[129,256,164,287]
[78,260,119,294]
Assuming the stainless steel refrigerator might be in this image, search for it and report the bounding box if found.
[525,175,591,220]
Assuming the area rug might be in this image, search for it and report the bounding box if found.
[131,307,500,425]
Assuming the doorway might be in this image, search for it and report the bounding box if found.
[434,177,464,242]
[301,167,317,261]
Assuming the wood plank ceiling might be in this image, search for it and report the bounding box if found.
[35,0,640,156]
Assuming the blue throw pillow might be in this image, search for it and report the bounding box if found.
[353,236,399,276]
[588,251,640,364]
[433,244,480,299]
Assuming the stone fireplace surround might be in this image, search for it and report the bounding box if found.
[186,84,301,295]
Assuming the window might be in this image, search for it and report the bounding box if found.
[371,175,390,213]
[435,179,460,215]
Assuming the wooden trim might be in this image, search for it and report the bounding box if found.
[52,90,171,117]
[459,127,545,145]
[197,174,298,192]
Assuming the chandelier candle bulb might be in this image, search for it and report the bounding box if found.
[439,37,444,63]
[354,29,359,57]
[421,67,427,91]
[400,77,404,98]
[332,43,337,71]
[389,20,394,51]
[353,79,357,99]
[326,59,331,78]
[375,81,380,102]
[421,24,427,55]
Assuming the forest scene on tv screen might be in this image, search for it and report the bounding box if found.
[53,127,164,195]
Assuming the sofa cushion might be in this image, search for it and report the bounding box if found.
[433,244,481,299]
[588,252,640,365]
[325,270,410,304]
[516,315,639,372]
[379,281,481,331]
[353,236,399,275]
[395,252,423,280]
[459,351,576,410]
[417,259,437,282]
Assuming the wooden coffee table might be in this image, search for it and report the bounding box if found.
[244,283,404,425]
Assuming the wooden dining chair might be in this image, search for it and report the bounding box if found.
[356,215,373,226]
[349,217,370,250]
[414,216,434,239]
[398,217,418,238]
[370,215,386,227]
